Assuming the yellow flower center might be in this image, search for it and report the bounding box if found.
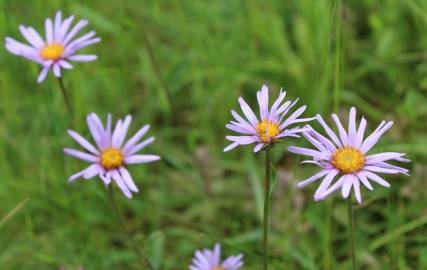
[256,120,280,143]
[331,147,365,174]
[40,43,64,61]
[100,147,124,170]
[211,267,225,270]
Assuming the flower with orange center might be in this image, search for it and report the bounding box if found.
[5,11,100,83]
[289,107,410,203]
[224,85,314,153]
[64,113,160,199]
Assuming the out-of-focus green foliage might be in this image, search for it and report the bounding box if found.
[0,0,426,269]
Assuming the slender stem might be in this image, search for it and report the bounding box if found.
[57,77,74,118]
[347,196,357,269]
[107,186,155,270]
[263,148,271,270]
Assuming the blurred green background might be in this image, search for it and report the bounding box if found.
[0,0,426,269]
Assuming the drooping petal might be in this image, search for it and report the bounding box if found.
[313,169,340,200]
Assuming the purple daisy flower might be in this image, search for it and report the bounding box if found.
[64,113,160,198]
[189,243,244,270]
[288,107,410,203]
[5,11,100,83]
[224,85,314,153]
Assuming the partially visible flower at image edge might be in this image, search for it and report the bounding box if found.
[189,243,244,270]
[288,107,410,203]
[224,85,315,153]
[5,11,100,83]
[63,113,160,198]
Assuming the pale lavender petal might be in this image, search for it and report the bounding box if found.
[212,243,221,266]
[238,97,258,126]
[63,148,98,162]
[122,124,150,153]
[54,11,62,42]
[353,179,362,204]
[119,167,139,193]
[354,117,367,148]
[269,88,286,119]
[126,137,155,156]
[365,152,405,164]
[87,113,105,149]
[363,165,400,174]
[302,131,327,152]
[360,121,393,153]
[68,164,100,182]
[231,110,255,132]
[59,60,73,69]
[223,142,239,152]
[53,63,61,77]
[376,162,410,175]
[45,18,53,44]
[296,169,329,188]
[19,26,43,49]
[226,123,252,134]
[63,19,88,45]
[111,170,132,198]
[287,146,326,158]
[112,115,132,148]
[348,107,357,146]
[253,143,264,153]
[279,105,307,129]
[57,15,75,42]
[100,171,112,185]
[331,113,349,146]
[225,135,258,145]
[357,171,373,190]
[257,85,269,120]
[363,170,390,187]
[341,175,354,198]
[316,114,342,147]
[67,54,98,62]
[318,174,347,200]
[306,125,336,152]
[124,154,161,164]
[37,66,50,83]
[67,129,100,155]
[313,169,340,200]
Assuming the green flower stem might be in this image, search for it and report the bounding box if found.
[57,77,74,118]
[347,196,357,269]
[107,186,154,270]
[263,148,271,270]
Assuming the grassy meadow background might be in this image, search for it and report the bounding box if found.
[1,0,427,269]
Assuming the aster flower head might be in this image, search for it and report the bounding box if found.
[189,243,243,270]
[64,113,160,198]
[5,11,100,83]
[224,85,314,153]
[288,107,410,203]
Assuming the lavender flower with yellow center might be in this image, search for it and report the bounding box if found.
[189,243,243,270]
[224,85,314,152]
[5,11,100,83]
[288,107,410,203]
[63,113,160,198]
